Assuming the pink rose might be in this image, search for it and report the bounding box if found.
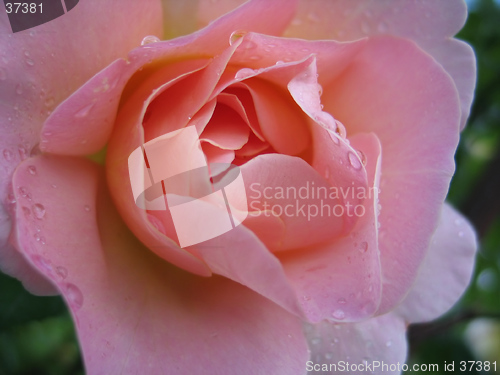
[1,1,477,374]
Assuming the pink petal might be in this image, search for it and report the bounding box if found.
[0,0,163,286]
[396,203,477,323]
[322,37,461,314]
[304,313,407,374]
[106,49,242,275]
[12,155,309,374]
[241,154,347,251]
[284,0,475,129]
[200,103,250,149]
[281,133,382,323]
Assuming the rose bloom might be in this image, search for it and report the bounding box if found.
[0,1,477,374]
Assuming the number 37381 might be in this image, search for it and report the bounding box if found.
[5,3,42,14]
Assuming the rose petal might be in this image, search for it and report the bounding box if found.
[0,0,162,288]
[280,133,382,322]
[321,36,461,314]
[396,203,477,323]
[107,48,244,275]
[241,154,346,250]
[304,313,407,375]
[12,155,309,375]
[283,0,475,129]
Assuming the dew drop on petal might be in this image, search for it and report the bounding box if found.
[3,149,13,161]
[56,266,68,280]
[25,58,35,66]
[75,103,94,118]
[332,309,345,320]
[16,83,23,95]
[337,297,347,305]
[357,150,367,165]
[6,193,16,204]
[235,68,256,80]
[358,241,368,253]
[386,340,392,347]
[65,283,84,310]
[27,165,37,175]
[348,151,362,170]
[229,30,247,45]
[84,205,91,212]
[32,203,46,219]
[141,35,161,45]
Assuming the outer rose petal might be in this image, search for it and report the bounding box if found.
[12,155,309,375]
[283,0,475,129]
[0,0,163,292]
[396,203,477,323]
[322,37,461,314]
[304,313,407,375]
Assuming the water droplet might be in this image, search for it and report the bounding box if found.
[275,60,285,65]
[348,151,362,170]
[84,205,91,212]
[358,241,368,253]
[65,283,84,310]
[75,103,94,118]
[229,30,247,45]
[32,203,46,219]
[311,337,321,345]
[386,340,392,347]
[249,55,260,61]
[317,83,323,97]
[56,266,68,280]
[19,186,29,198]
[25,58,35,66]
[3,149,13,161]
[51,184,57,189]
[332,309,345,320]
[235,68,256,80]
[337,297,347,304]
[44,96,55,108]
[16,83,23,95]
[0,68,6,81]
[18,146,27,160]
[34,233,40,241]
[141,35,161,46]
[31,254,53,273]
[6,193,16,204]
[327,129,340,145]
[27,165,36,175]
[357,150,366,165]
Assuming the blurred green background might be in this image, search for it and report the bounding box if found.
[1,0,500,374]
